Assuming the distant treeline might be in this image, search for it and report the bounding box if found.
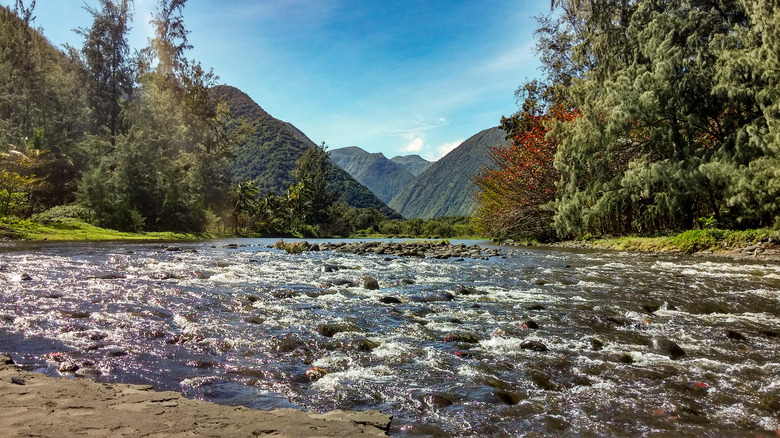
[475,0,780,242]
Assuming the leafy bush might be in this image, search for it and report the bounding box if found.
[272,239,309,254]
[32,205,95,223]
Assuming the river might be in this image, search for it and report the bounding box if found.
[0,238,778,436]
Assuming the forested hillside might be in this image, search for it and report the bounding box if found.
[389,127,507,219]
[212,86,399,218]
[475,0,780,241]
[330,146,416,204]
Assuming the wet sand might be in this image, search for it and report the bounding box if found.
[0,355,391,437]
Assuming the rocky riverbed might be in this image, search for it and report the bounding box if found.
[1,238,779,436]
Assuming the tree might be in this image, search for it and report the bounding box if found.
[291,142,339,230]
[475,104,576,241]
[547,0,753,237]
[232,179,258,233]
[77,0,135,144]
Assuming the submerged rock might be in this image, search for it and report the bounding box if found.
[420,393,454,408]
[653,338,686,360]
[378,296,402,304]
[524,319,539,329]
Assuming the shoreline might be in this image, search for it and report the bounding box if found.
[0,355,391,437]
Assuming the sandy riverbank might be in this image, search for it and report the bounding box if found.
[0,355,391,437]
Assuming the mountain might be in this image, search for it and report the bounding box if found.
[212,85,401,218]
[330,147,416,204]
[388,127,508,219]
[389,155,432,177]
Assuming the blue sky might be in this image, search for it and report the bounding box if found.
[6,0,550,160]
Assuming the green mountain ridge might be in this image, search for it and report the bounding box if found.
[388,127,507,219]
[329,146,416,204]
[211,85,401,219]
[389,154,432,177]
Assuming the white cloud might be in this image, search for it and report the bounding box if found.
[400,134,424,153]
[436,140,463,159]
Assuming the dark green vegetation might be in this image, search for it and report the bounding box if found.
[330,146,415,204]
[213,85,399,219]
[389,154,432,177]
[1,0,237,233]
[0,0,397,238]
[389,127,508,219]
[475,0,780,243]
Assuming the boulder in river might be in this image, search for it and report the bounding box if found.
[653,338,686,360]
[362,276,380,290]
[317,323,356,338]
[443,332,480,343]
[520,340,548,352]
[378,296,402,304]
[524,319,539,329]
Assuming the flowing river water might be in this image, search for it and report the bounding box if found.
[0,238,779,436]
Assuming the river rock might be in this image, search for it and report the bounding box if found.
[641,302,662,314]
[456,287,479,295]
[378,296,402,304]
[520,340,548,352]
[618,353,634,364]
[494,390,523,405]
[20,273,32,281]
[362,276,380,290]
[524,319,539,329]
[725,330,746,341]
[590,338,605,351]
[420,393,454,408]
[426,292,455,302]
[443,332,480,343]
[355,339,379,352]
[305,366,329,380]
[653,338,686,360]
[58,361,80,373]
[527,304,546,311]
[317,323,355,338]
[245,316,264,324]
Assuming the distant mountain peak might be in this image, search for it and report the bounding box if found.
[330,146,415,204]
[388,127,507,219]
[389,154,432,177]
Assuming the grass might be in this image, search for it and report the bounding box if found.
[0,217,209,241]
[577,228,779,254]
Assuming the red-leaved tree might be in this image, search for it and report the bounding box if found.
[474,105,578,241]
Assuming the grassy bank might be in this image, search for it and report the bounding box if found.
[551,228,780,255]
[0,217,209,241]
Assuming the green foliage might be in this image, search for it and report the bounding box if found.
[374,216,479,239]
[272,239,309,254]
[32,204,94,223]
[476,0,780,240]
